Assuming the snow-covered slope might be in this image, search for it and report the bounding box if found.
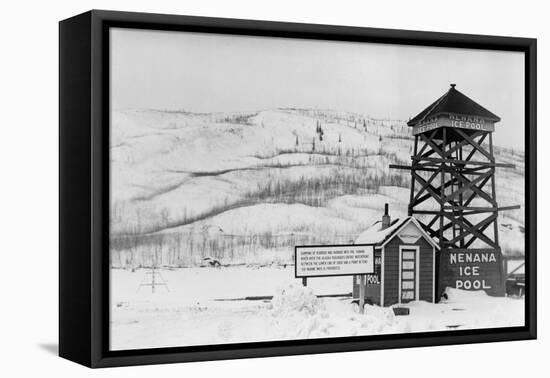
[109,108,525,267]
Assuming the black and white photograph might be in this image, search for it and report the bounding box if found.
[2,0,548,374]
[108,27,527,351]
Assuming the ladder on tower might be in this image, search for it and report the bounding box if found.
[449,145,463,248]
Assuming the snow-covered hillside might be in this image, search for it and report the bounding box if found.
[109,108,525,268]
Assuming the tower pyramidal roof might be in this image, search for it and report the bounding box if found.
[407,84,501,127]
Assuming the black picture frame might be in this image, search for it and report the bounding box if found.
[59,9,537,368]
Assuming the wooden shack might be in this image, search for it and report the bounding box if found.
[353,205,439,306]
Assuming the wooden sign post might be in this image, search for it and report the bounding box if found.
[358,275,366,313]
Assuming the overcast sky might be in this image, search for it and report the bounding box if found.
[110,28,525,148]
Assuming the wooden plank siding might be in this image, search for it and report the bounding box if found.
[383,239,400,306]
[418,238,435,303]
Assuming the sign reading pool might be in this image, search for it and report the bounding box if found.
[295,244,375,277]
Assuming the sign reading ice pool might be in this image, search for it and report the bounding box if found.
[295,244,375,278]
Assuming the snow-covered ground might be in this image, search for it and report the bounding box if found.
[110,266,524,350]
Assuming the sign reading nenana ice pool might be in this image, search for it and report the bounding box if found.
[295,244,375,277]
[439,248,504,297]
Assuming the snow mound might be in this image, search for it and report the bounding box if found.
[270,283,324,316]
[441,287,489,303]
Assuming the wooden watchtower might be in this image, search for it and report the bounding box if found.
[391,84,519,298]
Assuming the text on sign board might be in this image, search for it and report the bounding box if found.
[295,245,375,277]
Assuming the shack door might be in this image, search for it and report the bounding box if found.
[400,247,419,303]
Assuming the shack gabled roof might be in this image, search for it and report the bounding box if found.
[407,84,501,127]
[355,216,440,250]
